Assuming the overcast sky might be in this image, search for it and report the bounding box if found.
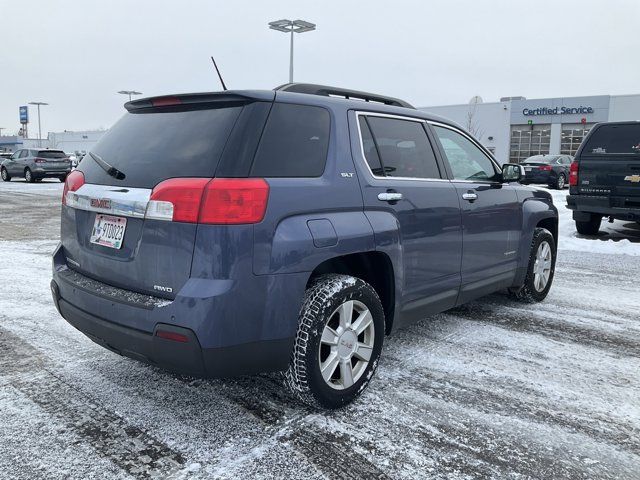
[1,0,638,136]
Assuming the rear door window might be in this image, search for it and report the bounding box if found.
[362,116,441,179]
[432,125,498,181]
[583,124,640,154]
[250,103,330,177]
[358,117,384,176]
[81,106,244,188]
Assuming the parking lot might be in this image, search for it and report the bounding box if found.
[0,179,639,479]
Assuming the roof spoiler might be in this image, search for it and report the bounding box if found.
[275,83,414,109]
[124,91,275,112]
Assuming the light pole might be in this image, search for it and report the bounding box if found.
[268,19,316,83]
[118,90,143,102]
[28,102,48,147]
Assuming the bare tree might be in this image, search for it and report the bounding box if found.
[466,96,484,140]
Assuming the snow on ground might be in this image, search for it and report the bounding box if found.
[0,180,639,479]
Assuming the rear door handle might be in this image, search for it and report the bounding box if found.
[378,192,403,202]
[462,192,478,202]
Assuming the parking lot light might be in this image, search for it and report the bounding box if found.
[118,90,143,102]
[28,102,48,147]
[268,19,316,83]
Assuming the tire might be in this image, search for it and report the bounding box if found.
[552,173,566,190]
[0,167,10,182]
[575,214,602,235]
[510,227,556,303]
[284,274,385,409]
[24,168,34,183]
[59,175,67,182]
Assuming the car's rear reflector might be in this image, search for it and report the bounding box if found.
[62,170,85,205]
[155,330,189,343]
[35,157,47,164]
[569,161,579,186]
[145,177,269,224]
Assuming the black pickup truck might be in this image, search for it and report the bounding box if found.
[567,121,640,234]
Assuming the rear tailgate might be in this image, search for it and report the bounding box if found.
[577,123,640,203]
[61,93,273,299]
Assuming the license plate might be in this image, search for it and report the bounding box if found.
[524,167,532,172]
[90,214,127,249]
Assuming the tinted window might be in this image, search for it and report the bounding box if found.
[251,103,330,177]
[82,106,243,188]
[365,116,441,179]
[583,124,640,154]
[19,150,29,158]
[38,150,66,159]
[433,126,498,181]
[358,117,383,175]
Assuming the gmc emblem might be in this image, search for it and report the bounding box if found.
[90,198,111,209]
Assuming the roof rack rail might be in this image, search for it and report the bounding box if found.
[274,83,414,109]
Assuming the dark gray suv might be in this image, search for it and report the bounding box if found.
[1,148,71,182]
[51,84,559,409]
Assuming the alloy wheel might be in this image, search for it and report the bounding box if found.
[318,299,375,390]
[533,240,552,292]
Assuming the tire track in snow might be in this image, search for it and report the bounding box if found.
[0,326,186,478]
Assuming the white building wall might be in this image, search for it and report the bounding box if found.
[419,101,512,164]
[47,130,106,154]
[608,94,640,121]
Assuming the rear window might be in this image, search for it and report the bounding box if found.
[583,124,640,155]
[81,106,243,188]
[38,150,66,159]
[250,103,330,177]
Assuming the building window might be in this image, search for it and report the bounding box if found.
[509,125,551,163]
[561,123,594,156]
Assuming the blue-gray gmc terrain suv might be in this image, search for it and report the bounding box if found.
[51,84,558,408]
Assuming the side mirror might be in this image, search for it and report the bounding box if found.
[502,163,524,182]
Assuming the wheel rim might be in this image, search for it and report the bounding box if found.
[558,175,565,188]
[25,170,31,181]
[1,169,6,180]
[318,299,375,390]
[533,240,552,292]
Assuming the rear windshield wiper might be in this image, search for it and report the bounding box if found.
[88,152,126,180]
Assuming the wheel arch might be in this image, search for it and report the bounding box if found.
[307,251,396,334]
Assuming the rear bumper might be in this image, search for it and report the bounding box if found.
[566,194,640,221]
[33,167,70,178]
[522,172,553,184]
[51,243,301,378]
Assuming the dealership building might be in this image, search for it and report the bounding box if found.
[420,94,640,164]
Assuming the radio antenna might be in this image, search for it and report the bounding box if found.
[210,56,228,91]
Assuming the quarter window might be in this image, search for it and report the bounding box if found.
[251,103,330,177]
[362,116,441,179]
[433,126,498,181]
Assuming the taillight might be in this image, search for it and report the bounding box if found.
[146,178,210,222]
[538,165,552,171]
[35,157,47,164]
[62,170,85,205]
[199,178,269,224]
[145,178,269,225]
[569,161,579,186]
